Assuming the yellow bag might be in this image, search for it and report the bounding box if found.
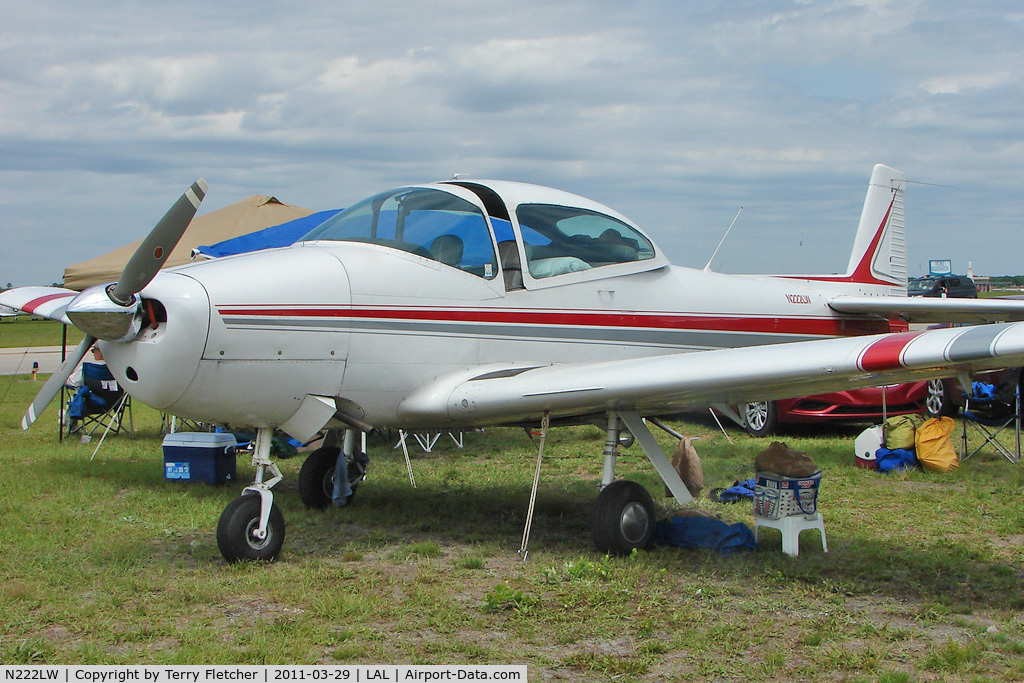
[915,417,959,473]
[883,414,924,450]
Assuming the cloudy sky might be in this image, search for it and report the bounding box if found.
[2,0,1022,287]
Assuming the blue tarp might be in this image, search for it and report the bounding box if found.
[653,516,759,554]
[194,208,344,258]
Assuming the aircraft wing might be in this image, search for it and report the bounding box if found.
[0,287,78,324]
[399,322,1024,426]
[828,295,1024,324]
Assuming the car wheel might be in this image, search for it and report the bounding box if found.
[743,400,777,437]
[925,379,955,418]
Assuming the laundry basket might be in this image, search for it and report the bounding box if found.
[752,470,821,519]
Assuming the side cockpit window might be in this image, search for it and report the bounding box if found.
[515,204,655,278]
[300,188,498,279]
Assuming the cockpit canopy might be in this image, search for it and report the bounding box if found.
[301,188,499,278]
[299,183,663,288]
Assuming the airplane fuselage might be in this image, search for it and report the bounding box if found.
[104,238,893,430]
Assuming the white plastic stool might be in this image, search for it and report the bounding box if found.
[754,513,827,557]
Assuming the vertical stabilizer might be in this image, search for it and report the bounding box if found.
[844,164,906,293]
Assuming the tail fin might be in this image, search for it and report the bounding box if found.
[844,164,906,292]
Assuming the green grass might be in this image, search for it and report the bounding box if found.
[3,373,1024,679]
[0,317,84,348]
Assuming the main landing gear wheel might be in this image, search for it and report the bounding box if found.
[298,447,341,509]
[216,493,285,563]
[592,480,656,555]
[297,446,367,509]
[743,400,777,437]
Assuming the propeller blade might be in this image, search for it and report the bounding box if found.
[22,334,96,430]
[109,178,207,305]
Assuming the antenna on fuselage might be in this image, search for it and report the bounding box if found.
[451,173,470,180]
[703,207,743,272]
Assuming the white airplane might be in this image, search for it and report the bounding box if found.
[5,165,1024,563]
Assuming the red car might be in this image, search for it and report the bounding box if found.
[740,381,936,437]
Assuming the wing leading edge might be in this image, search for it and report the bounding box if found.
[828,295,1024,324]
[0,286,77,324]
[399,322,1024,427]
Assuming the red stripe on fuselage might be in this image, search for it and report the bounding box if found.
[216,306,890,337]
[857,330,926,371]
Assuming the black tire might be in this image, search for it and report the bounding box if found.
[297,446,368,509]
[298,447,341,509]
[925,379,955,418]
[216,494,285,563]
[592,480,656,555]
[743,400,777,437]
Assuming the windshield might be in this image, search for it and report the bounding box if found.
[908,278,936,293]
[300,188,497,279]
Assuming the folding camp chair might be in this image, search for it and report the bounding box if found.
[960,369,1021,463]
[68,362,134,439]
[160,413,210,434]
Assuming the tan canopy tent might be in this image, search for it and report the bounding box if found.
[63,195,313,291]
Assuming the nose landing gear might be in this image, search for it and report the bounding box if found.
[217,427,369,563]
[217,428,285,563]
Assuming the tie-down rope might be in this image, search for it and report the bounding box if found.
[518,411,550,561]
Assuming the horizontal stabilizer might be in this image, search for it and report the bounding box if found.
[829,295,1024,324]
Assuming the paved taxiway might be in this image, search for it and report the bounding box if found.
[0,346,65,376]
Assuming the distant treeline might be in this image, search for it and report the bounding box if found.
[989,276,1024,287]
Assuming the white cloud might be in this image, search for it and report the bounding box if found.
[921,72,1015,95]
[1,1,1022,285]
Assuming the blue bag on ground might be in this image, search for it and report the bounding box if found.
[875,447,917,473]
[710,478,755,503]
[653,516,758,553]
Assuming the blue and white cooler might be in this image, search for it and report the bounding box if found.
[162,432,238,485]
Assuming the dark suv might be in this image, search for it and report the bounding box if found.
[907,275,978,298]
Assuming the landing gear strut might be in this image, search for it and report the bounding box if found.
[590,411,695,555]
[217,427,285,563]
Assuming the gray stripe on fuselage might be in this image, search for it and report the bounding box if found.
[220,315,816,350]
